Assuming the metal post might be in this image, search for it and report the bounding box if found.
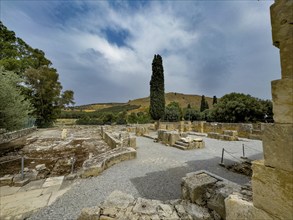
[21,157,24,180]
[219,148,225,166]
[71,157,76,174]
[241,144,247,159]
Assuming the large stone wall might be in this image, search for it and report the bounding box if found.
[0,127,36,144]
[226,1,293,219]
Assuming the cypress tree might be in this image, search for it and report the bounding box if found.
[149,54,165,120]
[213,96,217,105]
[200,95,208,112]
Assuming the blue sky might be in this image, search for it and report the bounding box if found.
[1,0,280,105]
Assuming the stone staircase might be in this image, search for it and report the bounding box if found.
[173,140,189,150]
[173,138,205,151]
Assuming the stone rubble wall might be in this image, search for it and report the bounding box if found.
[0,127,37,144]
[78,171,249,220]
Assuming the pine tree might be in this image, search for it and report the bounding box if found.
[149,54,165,121]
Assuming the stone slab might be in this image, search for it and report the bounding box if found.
[181,172,218,205]
[0,186,20,197]
[13,178,30,187]
[48,187,71,206]
[252,160,293,220]
[102,190,135,209]
[0,189,51,219]
[262,123,293,172]
[271,79,293,124]
[78,206,101,220]
[0,176,13,187]
[42,176,64,188]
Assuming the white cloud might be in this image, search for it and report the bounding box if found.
[1,0,279,105]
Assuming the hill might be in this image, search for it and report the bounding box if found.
[73,92,214,113]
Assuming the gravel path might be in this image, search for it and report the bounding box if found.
[29,134,263,220]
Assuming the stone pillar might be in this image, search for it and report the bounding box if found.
[251,1,293,219]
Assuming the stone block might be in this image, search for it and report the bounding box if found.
[270,0,293,48]
[207,181,241,220]
[252,160,293,220]
[129,137,136,148]
[0,175,13,187]
[77,206,101,220]
[102,191,135,209]
[223,130,238,137]
[168,132,180,145]
[181,172,218,205]
[13,178,30,187]
[225,194,273,220]
[280,38,293,79]
[262,123,293,172]
[271,79,293,124]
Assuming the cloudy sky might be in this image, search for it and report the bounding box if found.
[1,0,280,105]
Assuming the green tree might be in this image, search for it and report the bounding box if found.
[149,54,165,121]
[200,95,209,112]
[0,22,74,127]
[164,102,181,122]
[212,93,267,123]
[0,67,33,131]
[184,107,200,121]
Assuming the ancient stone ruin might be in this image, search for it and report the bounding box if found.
[225,1,293,219]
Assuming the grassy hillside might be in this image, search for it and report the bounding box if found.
[128,92,214,113]
[72,92,214,113]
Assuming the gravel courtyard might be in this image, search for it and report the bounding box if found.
[29,134,263,220]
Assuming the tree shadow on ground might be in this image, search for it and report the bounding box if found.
[130,154,262,201]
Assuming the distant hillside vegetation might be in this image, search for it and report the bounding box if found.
[128,92,214,113]
[72,92,214,113]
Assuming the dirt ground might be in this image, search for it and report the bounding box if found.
[0,126,110,178]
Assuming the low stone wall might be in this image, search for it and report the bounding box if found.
[155,122,254,138]
[207,130,239,141]
[101,127,136,149]
[0,127,37,144]
[81,147,136,178]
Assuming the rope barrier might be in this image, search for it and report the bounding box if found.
[0,157,21,164]
[242,144,262,153]
[0,156,66,164]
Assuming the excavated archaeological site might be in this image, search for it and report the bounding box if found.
[0,1,292,219]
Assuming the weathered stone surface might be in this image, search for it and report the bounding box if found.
[0,175,13,187]
[13,178,30,187]
[82,147,136,178]
[77,206,101,220]
[225,193,273,220]
[128,137,136,148]
[207,181,241,220]
[271,79,293,124]
[181,200,211,220]
[252,160,293,220]
[223,130,238,137]
[102,191,135,209]
[132,198,161,215]
[181,172,218,205]
[35,164,46,171]
[279,38,293,79]
[270,0,293,47]
[263,123,293,172]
